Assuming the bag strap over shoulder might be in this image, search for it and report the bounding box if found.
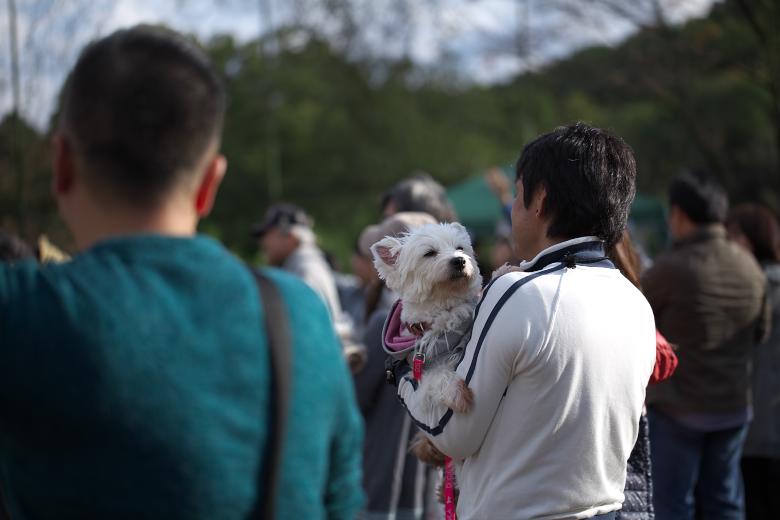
[248,269,292,520]
[0,270,293,520]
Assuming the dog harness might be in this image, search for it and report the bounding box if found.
[407,327,459,520]
[382,299,475,389]
[382,299,475,520]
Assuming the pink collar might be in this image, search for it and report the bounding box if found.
[383,300,419,353]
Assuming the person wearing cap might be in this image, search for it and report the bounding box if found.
[353,212,438,520]
[253,203,343,320]
[254,202,367,372]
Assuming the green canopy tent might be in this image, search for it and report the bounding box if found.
[447,169,513,239]
[446,169,668,255]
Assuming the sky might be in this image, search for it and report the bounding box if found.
[0,0,717,130]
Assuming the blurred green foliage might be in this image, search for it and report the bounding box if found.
[2,0,779,266]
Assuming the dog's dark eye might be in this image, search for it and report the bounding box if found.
[424,250,437,258]
[456,246,464,251]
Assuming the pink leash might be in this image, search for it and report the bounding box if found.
[444,457,456,520]
[413,350,457,520]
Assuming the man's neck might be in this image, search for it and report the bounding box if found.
[521,235,567,264]
[518,236,602,271]
[71,203,198,251]
[673,223,723,244]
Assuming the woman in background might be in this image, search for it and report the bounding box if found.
[726,204,780,520]
[353,212,437,520]
[608,230,678,520]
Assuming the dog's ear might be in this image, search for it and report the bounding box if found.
[371,236,401,273]
[450,222,469,237]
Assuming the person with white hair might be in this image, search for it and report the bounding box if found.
[254,203,341,317]
[253,202,366,371]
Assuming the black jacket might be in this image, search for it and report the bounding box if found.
[617,414,654,520]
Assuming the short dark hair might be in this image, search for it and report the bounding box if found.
[380,173,457,222]
[668,170,728,225]
[515,122,637,247]
[59,25,226,207]
[726,203,780,263]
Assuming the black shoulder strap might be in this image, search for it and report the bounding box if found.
[0,271,292,520]
[248,270,292,520]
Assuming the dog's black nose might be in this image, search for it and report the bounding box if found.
[450,257,466,271]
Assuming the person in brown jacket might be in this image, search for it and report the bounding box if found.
[642,170,769,520]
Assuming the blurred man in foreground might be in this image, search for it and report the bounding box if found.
[0,26,363,519]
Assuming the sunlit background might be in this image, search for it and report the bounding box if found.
[2,0,777,265]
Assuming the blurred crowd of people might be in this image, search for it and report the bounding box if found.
[1,24,779,520]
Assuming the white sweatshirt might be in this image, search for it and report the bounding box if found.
[397,238,656,520]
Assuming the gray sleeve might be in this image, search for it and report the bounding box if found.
[352,309,390,415]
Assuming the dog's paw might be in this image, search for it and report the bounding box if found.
[492,263,522,279]
[410,432,447,467]
[444,378,474,414]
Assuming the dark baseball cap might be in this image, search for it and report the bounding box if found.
[251,203,313,238]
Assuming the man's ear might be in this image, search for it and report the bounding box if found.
[533,184,548,217]
[370,236,401,279]
[668,204,693,239]
[194,154,227,217]
[52,133,76,196]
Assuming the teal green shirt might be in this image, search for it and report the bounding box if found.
[0,234,363,519]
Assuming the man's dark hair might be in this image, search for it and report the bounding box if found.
[59,25,226,207]
[0,231,33,262]
[668,170,728,225]
[380,173,457,222]
[515,122,637,247]
[726,203,780,263]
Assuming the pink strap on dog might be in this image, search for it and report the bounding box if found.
[412,352,425,381]
[444,457,456,520]
[412,340,455,518]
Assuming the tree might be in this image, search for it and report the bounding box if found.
[1,0,107,240]
[733,0,780,177]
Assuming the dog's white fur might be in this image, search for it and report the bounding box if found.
[371,222,481,413]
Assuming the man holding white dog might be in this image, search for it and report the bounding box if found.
[393,122,656,519]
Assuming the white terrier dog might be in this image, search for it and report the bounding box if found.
[371,222,482,418]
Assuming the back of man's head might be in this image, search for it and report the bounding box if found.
[58,25,226,208]
[668,170,728,225]
[516,122,636,248]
